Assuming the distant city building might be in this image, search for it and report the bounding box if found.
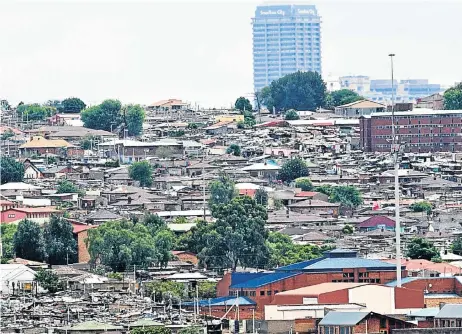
[339,76,442,104]
[252,4,322,92]
[360,109,462,153]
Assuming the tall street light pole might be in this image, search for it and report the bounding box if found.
[389,53,401,287]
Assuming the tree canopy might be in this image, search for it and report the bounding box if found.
[409,201,432,214]
[295,177,313,191]
[14,219,46,262]
[226,144,241,156]
[17,104,56,121]
[279,158,309,182]
[444,83,462,110]
[0,157,24,184]
[129,161,153,187]
[43,215,77,265]
[326,89,363,109]
[284,109,300,120]
[200,196,268,271]
[56,180,80,194]
[1,224,17,260]
[86,216,174,271]
[35,269,63,293]
[61,97,86,113]
[260,71,327,111]
[209,173,237,210]
[235,97,253,112]
[254,187,268,206]
[452,237,462,255]
[406,237,440,261]
[329,186,363,210]
[125,104,145,136]
[81,99,122,131]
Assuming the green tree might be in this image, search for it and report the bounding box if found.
[142,213,167,234]
[326,89,363,109]
[61,97,86,113]
[81,99,122,131]
[43,215,77,265]
[131,328,171,334]
[129,161,153,187]
[235,97,253,112]
[86,220,157,271]
[154,229,175,268]
[201,196,268,271]
[125,104,145,136]
[279,158,309,182]
[178,327,203,334]
[107,272,123,280]
[174,220,213,255]
[236,121,245,129]
[0,157,24,184]
[342,224,354,235]
[1,129,15,140]
[284,109,300,120]
[1,224,18,260]
[243,110,256,127]
[295,177,313,191]
[17,104,56,121]
[452,237,462,255]
[197,281,217,299]
[209,173,237,210]
[261,71,327,111]
[266,232,328,268]
[187,123,198,129]
[329,186,363,211]
[145,280,186,301]
[315,184,334,196]
[226,144,241,156]
[406,237,440,261]
[444,83,462,110]
[254,187,268,206]
[409,201,432,214]
[79,135,94,150]
[172,217,189,224]
[35,269,63,293]
[56,180,81,195]
[14,219,46,262]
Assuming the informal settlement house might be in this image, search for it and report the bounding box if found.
[19,136,83,157]
[217,249,406,317]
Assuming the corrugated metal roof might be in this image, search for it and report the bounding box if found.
[277,257,398,273]
[183,296,256,307]
[436,304,462,319]
[409,308,439,318]
[230,272,300,289]
[319,311,370,326]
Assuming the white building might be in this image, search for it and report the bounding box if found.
[0,264,44,295]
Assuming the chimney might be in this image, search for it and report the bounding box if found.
[128,196,132,204]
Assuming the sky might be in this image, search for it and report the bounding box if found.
[1,0,461,108]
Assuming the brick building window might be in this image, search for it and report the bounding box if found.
[267,291,271,296]
[260,291,265,296]
[249,291,256,297]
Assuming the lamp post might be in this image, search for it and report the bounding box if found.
[389,53,401,288]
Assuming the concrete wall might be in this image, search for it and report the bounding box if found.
[348,285,395,314]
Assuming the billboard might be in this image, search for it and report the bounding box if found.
[255,4,318,18]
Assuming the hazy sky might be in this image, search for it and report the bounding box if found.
[1,0,461,108]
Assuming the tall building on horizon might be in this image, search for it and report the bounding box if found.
[252,3,322,93]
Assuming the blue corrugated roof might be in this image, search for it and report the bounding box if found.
[319,312,370,326]
[231,272,268,287]
[230,271,300,289]
[409,308,439,318]
[183,296,256,307]
[436,304,462,319]
[278,257,400,273]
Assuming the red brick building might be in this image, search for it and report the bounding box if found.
[217,249,407,318]
[360,110,462,153]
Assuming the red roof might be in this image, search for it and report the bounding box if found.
[359,216,395,228]
[385,259,462,275]
[13,207,60,213]
[295,191,319,198]
[255,120,288,128]
[239,189,257,197]
[0,200,14,205]
[72,223,96,234]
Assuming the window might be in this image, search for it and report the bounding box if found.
[260,291,265,296]
[8,214,15,218]
[340,327,351,334]
[267,290,272,296]
[274,290,279,294]
[380,317,387,328]
[249,291,256,297]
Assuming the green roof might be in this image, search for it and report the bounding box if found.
[128,319,164,327]
[61,321,123,331]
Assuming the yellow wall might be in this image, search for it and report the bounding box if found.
[215,115,244,122]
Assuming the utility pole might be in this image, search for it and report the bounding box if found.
[389,53,402,288]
